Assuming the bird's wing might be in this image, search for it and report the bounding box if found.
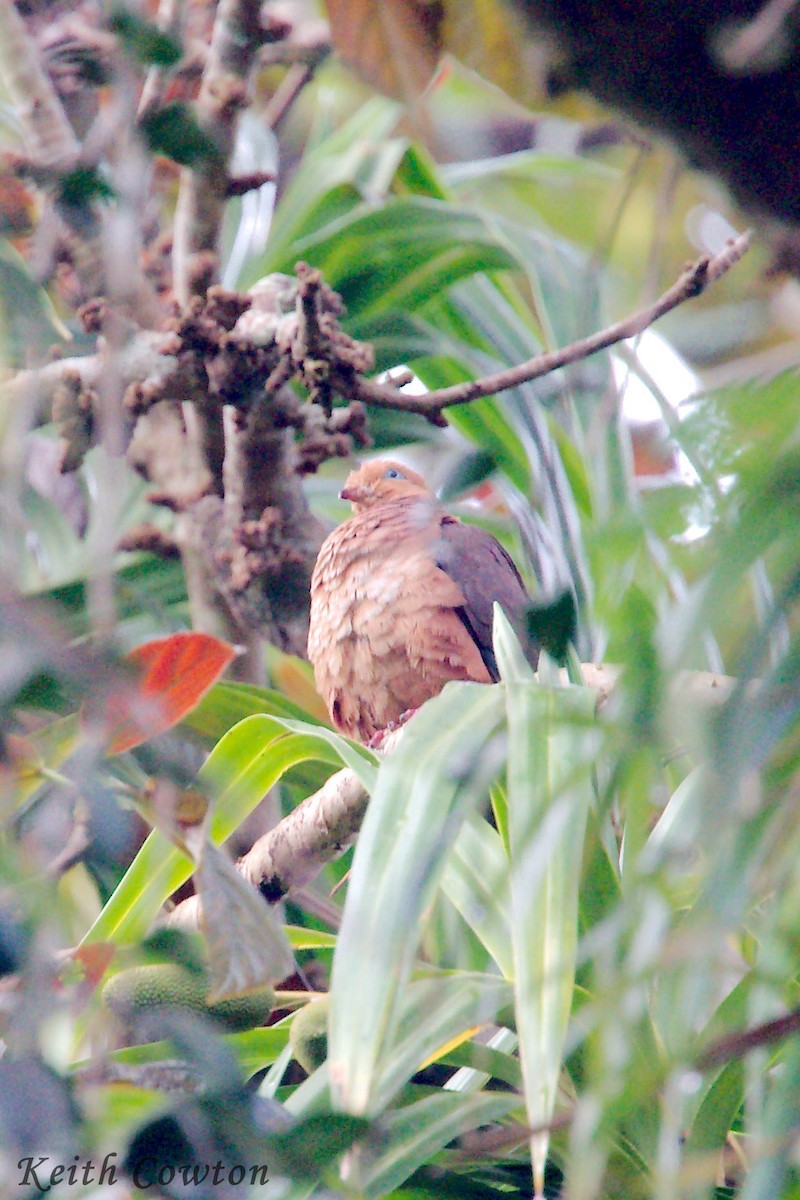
[433,516,539,681]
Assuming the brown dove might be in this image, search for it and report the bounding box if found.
[307,459,539,743]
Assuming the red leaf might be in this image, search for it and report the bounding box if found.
[84,632,236,755]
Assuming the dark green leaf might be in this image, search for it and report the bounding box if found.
[110,9,182,67]
[140,104,220,166]
[525,588,577,664]
[58,166,115,207]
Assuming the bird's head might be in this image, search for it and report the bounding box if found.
[339,460,432,512]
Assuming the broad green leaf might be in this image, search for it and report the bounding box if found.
[183,681,328,742]
[444,149,620,250]
[245,95,403,277]
[372,971,513,1113]
[268,196,520,317]
[443,1025,522,1092]
[104,1023,291,1079]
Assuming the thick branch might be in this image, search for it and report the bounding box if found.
[342,232,752,419]
[3,336,176,410]
[166,748,383,933]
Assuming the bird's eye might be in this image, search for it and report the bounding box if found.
[384,467,404,480]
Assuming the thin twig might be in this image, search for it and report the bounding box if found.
[342,232,752,419]
[695,1003,800,1070]
[263,61,312,131]
[718,0,800,71]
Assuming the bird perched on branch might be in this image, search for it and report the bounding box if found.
[307,459,539,743]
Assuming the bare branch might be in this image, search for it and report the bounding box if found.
[263,61,312,131]
[2,335,176,410]
[166,752,374,933]
[171,0,267,304]
[341,232,752,419]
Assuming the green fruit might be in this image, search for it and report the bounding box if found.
[206,988,276,1032]
[288,996,330,1073]
[102,964,274,1032]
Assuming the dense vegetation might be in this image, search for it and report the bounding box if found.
[1,2,800,1198]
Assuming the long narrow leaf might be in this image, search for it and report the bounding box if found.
[328,683,505,1115]
[495,606,598,1197]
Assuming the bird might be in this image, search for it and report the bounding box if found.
[307,459,540,744]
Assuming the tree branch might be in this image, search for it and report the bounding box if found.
[165,739,390,933]
[171,0,270,304]
[340,232,752,420]
[695,1004,800,1071]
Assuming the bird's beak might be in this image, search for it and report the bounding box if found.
[339,484,367,503]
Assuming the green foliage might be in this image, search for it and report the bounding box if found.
[110,8,182,68]
[139,103,221,166]
[58,165,116,208]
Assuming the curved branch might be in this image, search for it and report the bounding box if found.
[342,232,752,419]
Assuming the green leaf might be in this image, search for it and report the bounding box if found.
[372,972,513,1112]
[361,1092,519,1197]
[248,96,403,276]
[494,607,598,1196]
[110,8,182,67]
[441,813,513,976]
[140,103,220,166]
[526,590,578,665]
[271,197,520,318]
[441,1028,523,1091]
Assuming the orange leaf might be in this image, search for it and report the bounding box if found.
[71,941,116,988]
[84,632,237,756]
